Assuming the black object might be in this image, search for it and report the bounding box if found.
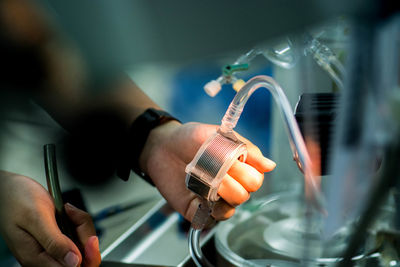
[117,108,180,184]
[44,144,81,250]
[294,93,339,175]
[62,188,88,213]
[61,188,103,238]
[63,108,129,184]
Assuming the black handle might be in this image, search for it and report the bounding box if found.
[44,144,81,248]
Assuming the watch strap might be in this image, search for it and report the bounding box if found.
[117,108,180,185]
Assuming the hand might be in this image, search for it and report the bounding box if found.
[0,171,101,267]
[140,122,276,221]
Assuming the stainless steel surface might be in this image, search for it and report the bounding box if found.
[215,192,395,266]
[101,261,170,267]
[102,200,215,266]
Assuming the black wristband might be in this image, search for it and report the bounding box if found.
[117,108,180,185]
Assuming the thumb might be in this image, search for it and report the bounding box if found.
[23,208,82,267]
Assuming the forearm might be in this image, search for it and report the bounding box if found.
[35,74,163,182]
[36,74,160,133]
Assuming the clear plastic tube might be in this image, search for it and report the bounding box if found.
[234,48,264,65]
[220,75,324,210]
[304,34,345,89]
[205,33,345,97]
[204,45,297,97]
[189,75,324,267]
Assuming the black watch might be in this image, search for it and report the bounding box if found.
[117,108,180,185]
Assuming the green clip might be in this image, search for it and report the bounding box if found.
[222,63,249,76]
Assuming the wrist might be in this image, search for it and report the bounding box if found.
[116,108,180,184]
[139,120,181,176]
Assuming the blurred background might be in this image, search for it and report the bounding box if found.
[0,0,399,266]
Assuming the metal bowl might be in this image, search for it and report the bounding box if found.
[215,192,393,267]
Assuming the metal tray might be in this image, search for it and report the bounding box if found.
[101,200,216,267]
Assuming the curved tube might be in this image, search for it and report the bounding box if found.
[304,34,345,89]
[204,45,296,97]
[189,75,324,267]
[220,75,324,210]
[188,228,213,267]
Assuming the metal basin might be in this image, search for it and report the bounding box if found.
[215,192,395,267]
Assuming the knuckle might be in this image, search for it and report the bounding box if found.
[44,236,62,257]
[15,252,37,267]
[23,205,39,224]
[23,201,50,229]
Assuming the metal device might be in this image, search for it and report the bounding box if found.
[214,192,395,266]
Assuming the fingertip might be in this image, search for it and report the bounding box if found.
[65,202,77,210]
[262,157,276,171]
[218,175,250,207]
[86,236,99,252]
[64,251,80,267]
[64,203,78,216]
[84,236,101,267]
[64,202,95,232]
[245,146,276,173]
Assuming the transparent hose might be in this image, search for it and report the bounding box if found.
[204,45,297,97]
[234,48,264,65]
[220,75,324,210]
[205,33,345,97]
[189,75,324,267]
[304,33,346,89]
[234,40,297,68]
